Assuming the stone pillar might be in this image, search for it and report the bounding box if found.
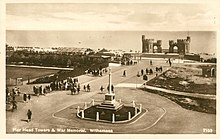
[119,99,121,103]
[128,112,131,120]
[112,113,115,123]
[77,106,80,113]
[96,112,99,121]
[139,104,142,113]
[135,107,137,115]
[81,110,84,119]
[84,102,87,109]
[92,99,95,106]
[132,100,135,107]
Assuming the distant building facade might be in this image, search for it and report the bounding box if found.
[201,65,216,77]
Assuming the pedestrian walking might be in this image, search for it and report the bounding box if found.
[12,94,15,101]
[28,94,31,101]
[149,69,153,74]
[12,100,17,112]
[87,84,90,92]
[100,85,104,93]
[17,88,21,96]
[84,85,86,92]
[141,69,144,75]
[23,93,27,103]
[111,85,114,93]
[168,58,172,67]
[77,84,80,94]
[160,66,163,72]
[33,86,36,94]
[73,86,77,94]
[150,60,153,65]
[143,75,148,80]
[27,109,32,122]
[70,83,74,95]
[146,68,148,75]
[137,71,140,77]
[39,86,42,95]
[123,70,126,77]
[43,88,46,95]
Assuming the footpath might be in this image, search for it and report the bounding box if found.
[142,85,216,100]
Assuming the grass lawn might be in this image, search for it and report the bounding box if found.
[6,66,60,81]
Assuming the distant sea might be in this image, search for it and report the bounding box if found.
[6,30,216,54]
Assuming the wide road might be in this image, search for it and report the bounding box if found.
[6,59,216,134]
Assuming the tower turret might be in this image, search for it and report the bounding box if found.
[169,40,174,46]
[142,35,146,53]
[187,36,191,43]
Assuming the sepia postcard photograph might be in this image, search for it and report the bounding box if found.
[1,0,219,139]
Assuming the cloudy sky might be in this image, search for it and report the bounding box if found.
[6,3,217,30]
[6,3,217,53]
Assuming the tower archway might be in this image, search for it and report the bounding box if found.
[153,46,158,53]
[211,68,215,77]
[173,46,178,53]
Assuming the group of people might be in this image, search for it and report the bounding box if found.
[49,78,83,95]
[12,87,21,96]
[137,68,153,80]
[142,68,154,75]
[23,93,31,102]
[33,77,85,95]
[99,84,115,93]
[86,68,108,77]
[48,77,81,91]
[122,60,137,66]
[6,87,32,112]
[70,82,81,95]
[33,85,51,96]
[83,84,91,92]
[50,80,69,91]
[156,66,163,73]
[6,87,18,112]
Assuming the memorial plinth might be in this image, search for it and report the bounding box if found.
[96,68,123,111]
[97,93,123,111]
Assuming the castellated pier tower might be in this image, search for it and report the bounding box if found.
[169,36,191,55]
[142,35,162,53]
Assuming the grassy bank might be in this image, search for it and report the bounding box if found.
[147,66,216,95]
[142,88,216,114]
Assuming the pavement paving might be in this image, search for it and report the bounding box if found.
[6,59,216,134]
